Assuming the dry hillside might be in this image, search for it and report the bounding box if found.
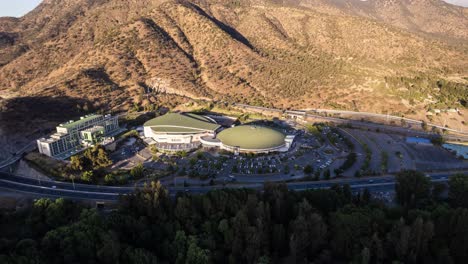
[0,0,467,150]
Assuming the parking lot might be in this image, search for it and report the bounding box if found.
[344,129,468,174]
[126,125,347,183]
[106,121,468,186]
[109,137,146,170]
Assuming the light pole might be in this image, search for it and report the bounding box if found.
[70,175,76,190]
[36,174,41,186]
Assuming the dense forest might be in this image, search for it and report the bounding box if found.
[1,171,468,264]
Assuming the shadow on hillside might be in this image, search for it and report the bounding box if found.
[0,96,95,136]
[139,18,196,62]
[188,2,256,51]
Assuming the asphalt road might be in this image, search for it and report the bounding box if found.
[235,103,468,141]
[0,171,466,202]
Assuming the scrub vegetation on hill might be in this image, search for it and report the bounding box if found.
[1,171,468,263]
[1,0,468,116]
[0,0,467,153]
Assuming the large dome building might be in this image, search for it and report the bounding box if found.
[143,113,295,154]
[143,113,221,152]
[201,125,295,154]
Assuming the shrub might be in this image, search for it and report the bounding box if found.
[81,171,94,182]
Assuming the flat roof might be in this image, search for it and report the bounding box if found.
[144,113,220,133]
[59,114,102,129]
[217,125,286,150]
[83,126,105,132]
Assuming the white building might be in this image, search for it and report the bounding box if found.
[200,125,295,155]
[37,114,120,159]
[143,113,221,152]
[144,113,296,155]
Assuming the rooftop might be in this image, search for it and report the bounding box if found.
[83,126,105,133]
[217,125,286,150]
[58,114,102,129]
[144,113,220,133]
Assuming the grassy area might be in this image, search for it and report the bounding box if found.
[326,132,338,147]
[305,124,322,137]
[381,151,388,173]
[118,129,139,139]
[305,124,325,143]
[386,76,468,109]
[335,152,357,176]
[361,143,371,174]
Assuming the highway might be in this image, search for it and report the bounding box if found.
[0,103,466,201]
[234,103,468,141]
[303,113,468,142]
[0,171,465,202]
[311,109,465,134]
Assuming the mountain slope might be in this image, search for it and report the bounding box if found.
[296,0,468,41]
[0,0,467,120]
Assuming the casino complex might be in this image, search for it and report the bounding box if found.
[143,112,295,154]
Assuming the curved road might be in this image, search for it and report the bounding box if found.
[0,171,466,202]
[235,103,468,141]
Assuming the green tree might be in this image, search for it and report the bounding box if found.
[271,224,287,258]
[421,120,428,131]
[186,236,210,264]
[70,155,84,171]
[448,174,468,208]
[104,174,116,185]
[123,247,159,264]
[130,163,145,179]
[83,145,112,170]
[388,217,434,263]
[447,208,468,262]
[431,136,445,145]
[81,171,94,182]
[330,208,371,259]
[289,199,327,261]
[256,255,270,264]
[303,165,313,175]
[432,182,446,201]
[395,170,430,208]
[362,189,371,204]
[172,231,188,264]
[14,238,40,262]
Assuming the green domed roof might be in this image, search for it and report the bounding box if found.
[217,125,286,150]
[144,113,220,133]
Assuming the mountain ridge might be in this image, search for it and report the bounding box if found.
[0,0,466,129]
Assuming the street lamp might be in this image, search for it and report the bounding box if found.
[36,173,41,186]
[70,175,76,190]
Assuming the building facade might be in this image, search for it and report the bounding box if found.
[201,126,295,155]
[143,113,296,155]
[143,113,221,152]
[37,114,120,159]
